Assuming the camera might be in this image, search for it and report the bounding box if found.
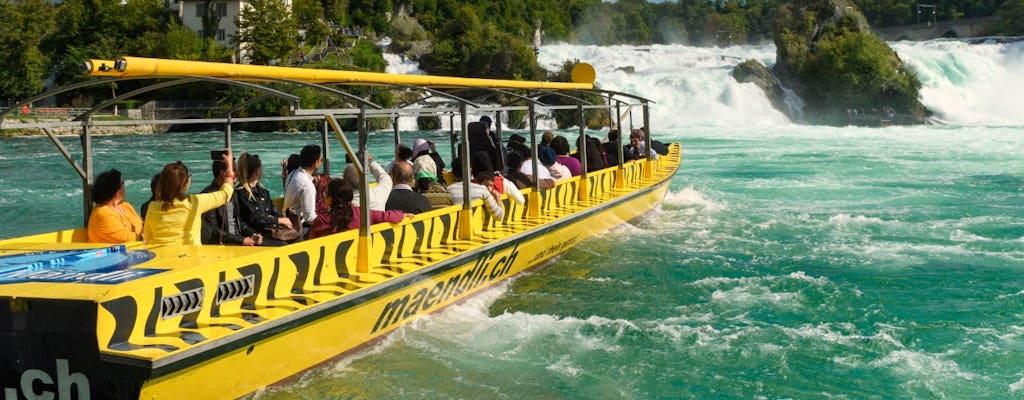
[210,149,228,160]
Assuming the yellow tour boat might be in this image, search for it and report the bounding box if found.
[0,57,680,399]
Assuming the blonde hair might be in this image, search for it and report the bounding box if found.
[236,152,264,201]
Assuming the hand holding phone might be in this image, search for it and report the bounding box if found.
[210,149,228,160]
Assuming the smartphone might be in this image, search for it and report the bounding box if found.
[210,150,228,160]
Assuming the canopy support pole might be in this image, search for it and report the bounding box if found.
[457,103,473,240]
[526,103,541,218]
[577,104,589,202]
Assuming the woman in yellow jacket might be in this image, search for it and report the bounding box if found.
[144,150,236,245]
[87,169,143,243]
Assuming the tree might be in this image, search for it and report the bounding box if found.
[0,0,55,100]
[233,0,298,64]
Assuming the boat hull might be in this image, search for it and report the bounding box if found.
[0,147,678,399]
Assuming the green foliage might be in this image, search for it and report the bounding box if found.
[773,0,925,124]
[0,0,54,99]
[418,6,544,80]
[348,40,387,72]
[233,0,298,65]
[990,0,1024,35]
[541,60,609,129]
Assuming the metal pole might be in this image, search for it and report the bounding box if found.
[81,123,94,226]
[224,115,232,149]
[392,114,400,147]
[321,119,330,175]
[526,103,541,218]
[458,102,473,240]
[356,105,371,273]
[577,103,588,201]
[449,113,457,158]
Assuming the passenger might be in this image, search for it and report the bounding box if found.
[385,143,414,174]
[466,120,502,173]
[446,156,504,219]
[87,169,143,243]
[603,129,621,167]
[234,152,294,246]
[550,136,582,176]
[479,115,507,171]
[385,161,431,213]
[283,145,322,233]
[280,153,300,188]
[506,134,530,164]
[573,135,606,171]
[307,178,410,239]
[625,129,658,160]
[411,138,446,181]
[412,156,453,210]
[144,150,235,245]
[200,155,260,246]
[518,147,556,190]
[540,131,555,148]
[539,146,570,181]
[470,150,524,205]
[140,172,161,221]
[342,151,392,211]
[503,151,533,190]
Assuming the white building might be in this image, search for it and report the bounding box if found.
[177,0,292,61]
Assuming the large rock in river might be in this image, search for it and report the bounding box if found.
[769,0,926,125]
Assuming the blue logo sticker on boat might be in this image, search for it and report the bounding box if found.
[0,245,163,284]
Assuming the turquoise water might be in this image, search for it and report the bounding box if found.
[3,40,1024,399]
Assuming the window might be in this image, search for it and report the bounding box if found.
[216,29,226,41]
[214,3,227,17]
[195,3,206,17]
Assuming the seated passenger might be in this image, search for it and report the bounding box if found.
[446,156,504,219]
[283,145,322,230]
[234,152,295,246]
[385,161,431,213]
[550,136,582,176]
[412,156,453,210]
[200,156,261,246]
[412,138,446,181]
[503,151,533,190]
[625,129,658,161]
[308,178,410,239]
[539,146,571,181]
[385,143,414,174]
[603,129,622,167]
[342,152,392,211]
[140,172,160,221]
[88,169,143,243]
[474,171,503,218]
[466,121,502,173]
[144,150,235,245]
[517,147,556,190]
[470,150,524,205]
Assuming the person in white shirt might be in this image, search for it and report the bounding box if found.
[343,152,393,211]
[446,156,504,219]
[283,145,322,231]
[538,146,571,181]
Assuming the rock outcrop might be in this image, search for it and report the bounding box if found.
[734,0,927,126]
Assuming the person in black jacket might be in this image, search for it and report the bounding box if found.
[385,161,430,213]
[200,158,259,246]
[234,152,294,246]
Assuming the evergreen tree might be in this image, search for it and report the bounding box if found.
[0,0,55,100]
[233,0,298,65]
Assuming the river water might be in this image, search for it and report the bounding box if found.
[2,39,1023,399]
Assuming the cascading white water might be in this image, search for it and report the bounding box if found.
[892,39,1024,125]
[535,40,1024,129]
[383,39,1023,131]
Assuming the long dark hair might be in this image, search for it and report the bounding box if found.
[156,161,189,211]
[326,178,354,233]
